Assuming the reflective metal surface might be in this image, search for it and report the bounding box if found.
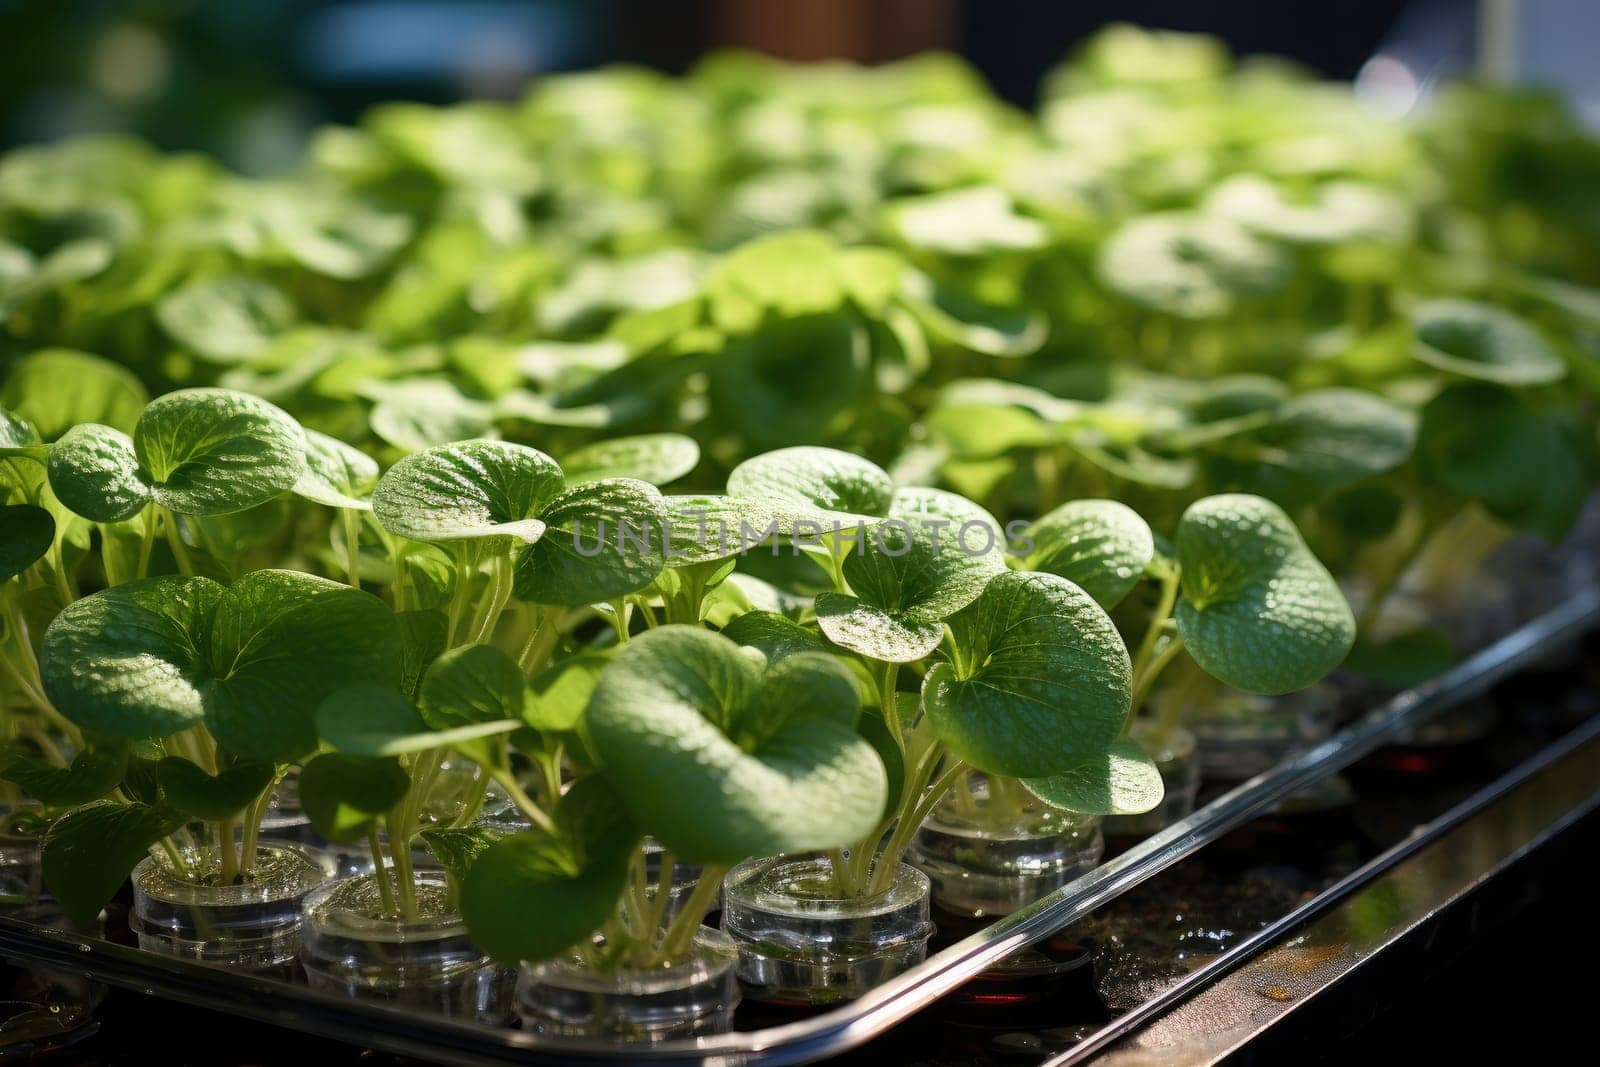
[1067,709,1600,1065]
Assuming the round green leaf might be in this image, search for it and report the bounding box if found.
[293,429,379,510]
[816,487,1007,663]
[1020,737,1165,815]
[0,743,127,806]
[316,684,429,755]
[513,477,667,606]
[42,575,223,738]
[46,423,149,522]
[707,313,868,450]
[720,610,827,664]
[1098,213,1290,318]
[155,276,296,364]
[459,781,637,964]
[585,626,886,864]
[0,503,53,582]
[660,494,764,566]
[923,571,1132,778]
[42,801,185,926]
[704,230,846,328]
[1174,494,1355,695]
[1417,385,1590,539]
[1,348,146,439]
[560,434,700,487]
[524,652,608,733]
[366,380,497,452]
[259,187,413,279]
[1204,175,1412,246]
[372,439,562,544]
[899,271,1047,358]
[1209,389,1417,506]
[888,186,1048,256]
[317,683,520,759]
[1410,299,1566,386]
[299,752,410,842]
[134,388,307,516]
[726,446,894,534]
[155,757,274,820]
[420,643,526,730]
[43,571,400,761]
[1020,499,1154,610]
[203,571,402,762]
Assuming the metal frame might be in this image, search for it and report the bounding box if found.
[2,587,1597,1065]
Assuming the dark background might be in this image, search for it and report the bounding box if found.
[0,0,1452,173]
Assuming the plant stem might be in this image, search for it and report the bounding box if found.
[367,828,397,918]
[489,767,556,833]
[217,816,238,884]
[238,777,276,876]
[1131,634,1186,712]
[136,506,158,581]
[161,508,196,576]
[535,748,564,808]
[468,550,514,646]
[868,758,966,896]
[446,542,482,647]
[385,811,418,921]
[656,864,727,962]
[827,848,850,895]
[1357,516,1433,633]
[47,537,74,608]
[606,600,631,644]
[1130,569,1180,685]
[157,836,191,879]
[448,767,492,829]
[341,509,363,589]
[646,847,676,937]
[878,661,904,752]
[516,606,562,675]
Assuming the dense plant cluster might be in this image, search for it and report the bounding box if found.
[0,25,1594,978]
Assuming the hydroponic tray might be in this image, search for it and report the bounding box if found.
[2,586,1597,1066]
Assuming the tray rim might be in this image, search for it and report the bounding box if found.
[2,585,1596,1066]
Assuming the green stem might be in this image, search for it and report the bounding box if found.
[606,600,632,644]
[18,722,67,767]
[341,509,363,589]
[1131,570,1180,684]
[47,537,74,608]
[136,506,158,581]
[877,661,904,753]
[646,847,676,937]
[869,758,966,896]
[535,747,564,808]
[489,767,556,833]
[446,542,482,647]
[385,811,417,921]
[827,848,851,895]
[656,864,727,962]
[238,777,276,876]
[448,767,493,829]
[157,836,191,879]
[161,508,196,577]
[468,550,514,646]
[1131,633,1186,713]
[1357,517,1433,633]
[516,606,561,675]
[217,816,238,884]
[367,828,397,918]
